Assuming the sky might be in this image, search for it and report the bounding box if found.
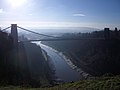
[0,0,120,29]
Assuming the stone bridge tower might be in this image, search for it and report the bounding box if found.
[11,24,18,48]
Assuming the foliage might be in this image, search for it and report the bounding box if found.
[0,31,52,87]
[0,75,120,90]
[42,37,120,76]
[0,31,13,86]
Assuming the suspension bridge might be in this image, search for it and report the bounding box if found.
[1,24,105,48]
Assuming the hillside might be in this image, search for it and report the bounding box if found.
[42,39,120,76]
[23,42,54,87]
[0,31,14,85]
[0,31,54,87]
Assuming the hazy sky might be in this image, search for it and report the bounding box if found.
[0,0,120,29]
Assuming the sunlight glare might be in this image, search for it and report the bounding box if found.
[9,0,26,7]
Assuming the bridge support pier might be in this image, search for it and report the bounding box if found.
[11,24,18,48]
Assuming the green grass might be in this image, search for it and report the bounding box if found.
[1,75,120,90]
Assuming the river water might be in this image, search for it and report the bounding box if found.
[33,42,84,82]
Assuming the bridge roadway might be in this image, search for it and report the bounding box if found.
[19,38,105,42]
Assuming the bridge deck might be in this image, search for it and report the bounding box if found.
[19,38,105,42]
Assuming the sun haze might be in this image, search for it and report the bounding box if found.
[8,0,27,7]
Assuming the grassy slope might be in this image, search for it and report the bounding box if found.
[0,75,120,90]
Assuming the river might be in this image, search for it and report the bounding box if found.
[33,42,86,83]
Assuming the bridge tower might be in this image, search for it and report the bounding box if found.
[104,28,110,39]
[11,24,18,48]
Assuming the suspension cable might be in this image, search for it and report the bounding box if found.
[17,26,59,38]
[1,26,11,31]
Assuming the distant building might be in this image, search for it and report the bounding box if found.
[18,35,28,41]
